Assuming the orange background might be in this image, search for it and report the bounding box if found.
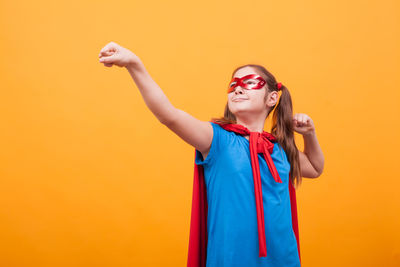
[1,0,399,266]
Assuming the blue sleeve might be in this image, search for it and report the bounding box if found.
[195,122,222,166]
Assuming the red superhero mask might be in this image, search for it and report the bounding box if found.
[227,74,266,93]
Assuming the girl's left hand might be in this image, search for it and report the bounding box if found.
[293,113,315,135]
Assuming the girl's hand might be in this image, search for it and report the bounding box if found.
[98,41,140,68]
[293,113,315,135]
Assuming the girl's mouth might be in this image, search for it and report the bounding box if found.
[232,98,248,102]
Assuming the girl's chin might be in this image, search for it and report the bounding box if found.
[230,108,251,114]
[231,108,263,115]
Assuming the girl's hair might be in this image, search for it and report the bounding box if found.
[211,64,302,189]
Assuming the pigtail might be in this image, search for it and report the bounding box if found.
[271,84,302,189]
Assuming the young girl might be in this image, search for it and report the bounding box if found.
[99,41,325,267]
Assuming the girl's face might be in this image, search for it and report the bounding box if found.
[227,67,269,118]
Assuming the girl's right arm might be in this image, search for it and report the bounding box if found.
[98,42,213,157]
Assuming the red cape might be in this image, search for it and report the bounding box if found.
[186,153,302,267]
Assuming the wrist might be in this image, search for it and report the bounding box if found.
[302,129,316,137]
[126,56,143,71]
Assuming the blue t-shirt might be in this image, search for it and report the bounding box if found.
[195,122,300,267]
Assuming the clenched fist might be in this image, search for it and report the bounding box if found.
[98,41,140,68]
[293,113,315,136]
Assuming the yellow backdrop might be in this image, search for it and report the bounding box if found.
[1,0,399,266]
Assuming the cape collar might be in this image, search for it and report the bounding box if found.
[213,122,282,182]
[214,122,277,140]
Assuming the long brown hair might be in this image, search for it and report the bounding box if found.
[211,64,302,189]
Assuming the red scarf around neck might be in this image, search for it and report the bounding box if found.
[187,122,301,266]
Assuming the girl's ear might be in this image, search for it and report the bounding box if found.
[266,90,279,107]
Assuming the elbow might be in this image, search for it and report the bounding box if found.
[314,171,323,179]
[159,116,172,125]
[158,108,179,126]
[314,159,325,178]
[300,152,324,179]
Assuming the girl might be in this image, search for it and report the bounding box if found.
[98,41,325,267]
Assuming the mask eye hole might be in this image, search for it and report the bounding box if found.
[244,79,257,84]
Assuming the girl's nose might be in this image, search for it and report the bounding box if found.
[234,86,244,94]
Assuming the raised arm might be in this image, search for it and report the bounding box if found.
[127,61,213,155]
[293,113,325,178]
[98,42,213,156]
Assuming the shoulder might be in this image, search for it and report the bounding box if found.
[195,122,235,166]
